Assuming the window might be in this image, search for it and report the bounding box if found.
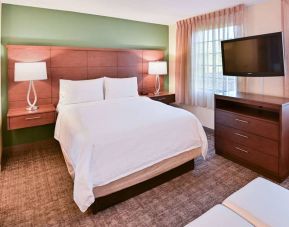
[193,26,237,95]
[175,4,244,108]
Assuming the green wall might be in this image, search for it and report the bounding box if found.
[1,4,169,147]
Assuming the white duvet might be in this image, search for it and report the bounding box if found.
[55,96,208,212]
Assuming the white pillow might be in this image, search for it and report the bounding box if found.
[59,78,104,105]
[104,77,139,99]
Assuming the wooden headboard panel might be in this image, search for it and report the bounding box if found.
[7,45,165,108]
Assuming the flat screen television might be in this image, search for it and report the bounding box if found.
[221,32,284,77]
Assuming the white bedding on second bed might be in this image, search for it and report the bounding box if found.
[55,96,207,212]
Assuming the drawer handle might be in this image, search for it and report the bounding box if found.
[235,118,249,124]
[234,133,248,139]
[158,97,166,101]
[25,116,41,120]
[235,146,248,153]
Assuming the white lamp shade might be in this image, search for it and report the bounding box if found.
[148,61,167,75]
[14,62,47,81]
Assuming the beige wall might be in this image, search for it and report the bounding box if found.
[169,0,283,129]
[244,0,283,97]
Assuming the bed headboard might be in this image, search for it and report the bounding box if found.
[7,45,165,108]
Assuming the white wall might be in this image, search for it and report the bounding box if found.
[169,0,283,129]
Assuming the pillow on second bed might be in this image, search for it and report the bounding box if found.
[104,77,139,99]
[59,78,104,105]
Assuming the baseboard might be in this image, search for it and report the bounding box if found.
[203,126,214,134]
[3,138,58,153]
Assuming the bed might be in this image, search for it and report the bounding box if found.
[6,45,207,213]
[55,95,207,213]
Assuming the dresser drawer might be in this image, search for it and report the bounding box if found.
[216,124,279,157]
[216,109,279,140]
[216,137,278,173]
[8,112,56,130]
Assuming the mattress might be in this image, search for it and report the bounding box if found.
[62,146,201,197]
[55,96,207,212]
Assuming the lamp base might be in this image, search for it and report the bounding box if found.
[154,74,160,96]
[26,80,38,112]
[26,105,38,112]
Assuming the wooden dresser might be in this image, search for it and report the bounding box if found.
[215,92,289,182]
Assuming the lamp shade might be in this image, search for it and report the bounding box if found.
[148,61,167,75]
[15,62,47,82]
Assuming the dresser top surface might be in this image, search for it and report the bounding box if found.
[215,92,289,106]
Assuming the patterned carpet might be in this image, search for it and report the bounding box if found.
[1,129,289,227]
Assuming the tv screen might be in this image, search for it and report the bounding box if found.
[221,32,284,77]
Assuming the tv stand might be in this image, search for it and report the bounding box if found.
[215,92,289,182]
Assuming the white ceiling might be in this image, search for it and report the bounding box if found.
[2,0,267,25]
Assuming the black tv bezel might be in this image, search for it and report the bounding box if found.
[221,32,284,77]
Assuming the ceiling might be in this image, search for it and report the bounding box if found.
[2,0,267,25]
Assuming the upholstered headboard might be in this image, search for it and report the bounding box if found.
[7,45,165,108]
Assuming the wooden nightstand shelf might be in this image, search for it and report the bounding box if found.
[7,104,56,130]
[147,92,175,104]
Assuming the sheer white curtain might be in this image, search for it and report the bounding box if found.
[191,6,244,109]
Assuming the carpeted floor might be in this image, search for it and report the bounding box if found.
[1,129,289,227]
